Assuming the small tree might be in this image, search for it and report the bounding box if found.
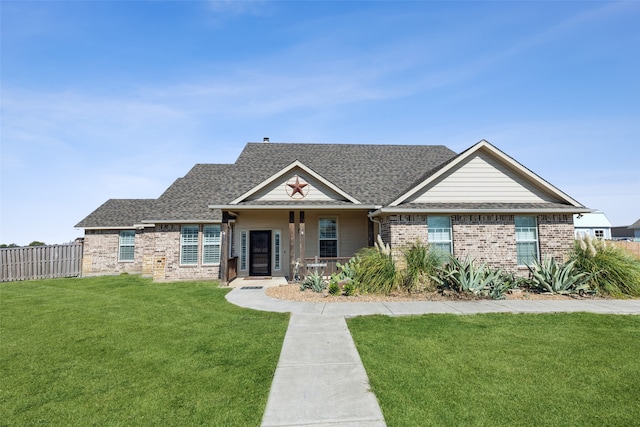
[28,241,47,247]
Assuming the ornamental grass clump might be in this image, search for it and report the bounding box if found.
[572,236,640,297]
[353,246,401,295]
[402,240,442,293]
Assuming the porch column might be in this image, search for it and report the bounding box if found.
[299,211,305,271]
[368,216,375,247]
[289,211,295,279]
[220,211,229,285]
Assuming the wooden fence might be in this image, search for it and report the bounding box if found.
[0,243,83,282]
[612,241,640,259]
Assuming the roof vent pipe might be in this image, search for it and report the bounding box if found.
[263,137,269,143]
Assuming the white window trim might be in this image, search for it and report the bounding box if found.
[319,217,339,258]
[118,230,135,262]
[202,225,221,265]
[273,229,282,271]
[427,216,453,256]
[515,216,539,266]
[180,225,200,265]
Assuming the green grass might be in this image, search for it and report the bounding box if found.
[348,313,640,427]
[1,275,289,426]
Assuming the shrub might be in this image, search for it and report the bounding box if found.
[328,281,340,295]
[402,241,441,293]
[342,282,356,296]
[527,257,589,294]
[572,237,640,297]
[353,246,400,295]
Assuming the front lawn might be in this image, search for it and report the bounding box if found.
[0,275,289,426]
[348,313,640,426]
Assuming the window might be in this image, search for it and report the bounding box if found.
[181,225,199,265]
[118,230,135,261]
[203,225,221,264]
[594,230,604,239]
[239,230,248,271]
[515,216,538,265]
[428,216,452,258]
[319,218,338,257]
[274,230,281,270]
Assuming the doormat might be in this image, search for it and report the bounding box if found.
[244,276,272,280]
[240,286,264,290]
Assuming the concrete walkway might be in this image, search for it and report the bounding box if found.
[226,279,640,427]
[226,280,640,316]
[261,313,385,427]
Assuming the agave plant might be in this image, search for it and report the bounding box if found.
[527,257,590,294]
[438,256,501,295]
[300,271,327,293]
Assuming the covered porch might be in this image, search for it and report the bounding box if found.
[218,208,377,284]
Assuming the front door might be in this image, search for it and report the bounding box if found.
[250,230,271,276]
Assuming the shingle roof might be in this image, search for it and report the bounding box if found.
[232,143,457,205]
[75,141,586,228]
[75,199,155,228]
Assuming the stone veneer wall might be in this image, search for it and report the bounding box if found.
[380,213,575,275]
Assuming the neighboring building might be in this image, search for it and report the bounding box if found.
[76,139,591,282]
[612,218,640,242]
[573,212,612,240]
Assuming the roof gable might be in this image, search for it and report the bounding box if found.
[232,143,457,204]
[390,140,585,208]
[229,160,361,205]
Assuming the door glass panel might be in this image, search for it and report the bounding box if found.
[250,231,271,276]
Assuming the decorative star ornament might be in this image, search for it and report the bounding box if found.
[286,175,309,199]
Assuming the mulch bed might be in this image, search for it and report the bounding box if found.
[264,284,605,303]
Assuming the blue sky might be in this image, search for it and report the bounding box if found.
[1,1,639,245]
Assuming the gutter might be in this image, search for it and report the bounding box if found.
[208,204,379,211]
[369,207,594,217]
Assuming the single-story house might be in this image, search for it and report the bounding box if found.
[574,212,612,240]
[76,139,591,283]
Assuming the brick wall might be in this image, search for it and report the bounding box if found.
[451,214,518,271]
[381,212,575,275]
[537,214,574,263]
[379,214,428,260]
[144,224,220,282]
[82,229,144,275]
[82,225,220,281]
